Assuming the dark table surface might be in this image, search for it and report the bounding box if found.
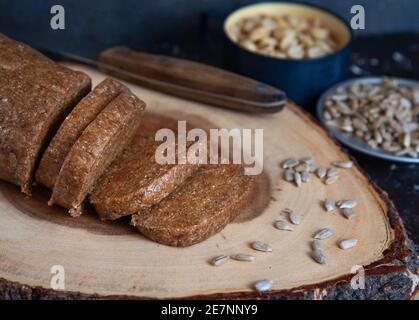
[148,32,419,244]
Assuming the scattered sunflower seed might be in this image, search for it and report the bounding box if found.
[312,239,322,251]
[325,175,339,185]
[254,279,273,293]
[327,167,340,178]
[294,172,302,187]
[231,253,256,262]
[210,255,230,266]
[332,160,353,169]
[314,228,333,240]
[324,199,336,212]
[282,159,299,169]
[311,249,327,264]
[251,241,273,253]
[339,239,358,250]
[316,167,327,178]
[289,211,301,225]
[342,208,356,220]
[338,199,357,209]
[301,171,310,183]
[275,220,294,231]
[284,168,295,182]
[308,164,316,173]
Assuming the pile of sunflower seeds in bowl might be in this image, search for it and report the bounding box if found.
[323,77,419,158]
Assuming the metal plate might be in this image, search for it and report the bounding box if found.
[316,77,419,163]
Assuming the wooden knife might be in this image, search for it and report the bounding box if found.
[40,46,286,113]
[98,47,286,113]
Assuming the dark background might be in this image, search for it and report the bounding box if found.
[1,0,419,58]
[0,0,418,243]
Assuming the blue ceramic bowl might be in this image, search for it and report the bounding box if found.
[224,2,352,107]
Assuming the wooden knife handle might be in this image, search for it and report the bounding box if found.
[98,47,286,113]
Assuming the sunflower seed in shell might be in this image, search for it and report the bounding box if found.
[282,159,299,169]
[254,279,273,293]
[314,228,333,240]
[324,199,336,212]
[316,167,327,178]
[338,199,357,209]
[294,172,302,187]
[311,249,327,264]
[327,167,340,178]
[210,255,230,266]
[312,239,322,251]
[251,241,273,253]
[333,160,353,169]
[301,171,310,183]
[325,175,339,185]
[289,211,301,225]
[275,220,294,231]
[339,239,358,250]
[284,168,295,182]
[342,208,356,220]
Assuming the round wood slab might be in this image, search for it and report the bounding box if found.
[0,65,408,299]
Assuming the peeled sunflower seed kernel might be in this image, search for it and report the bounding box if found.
[284,168,295,182]
[323,78,419,159]
[282,158,299,169]
[251,241,273,253]
[311,239,322,251]
[254,279,273,293]
[325,175,339,185]
[289,211,301,225]
[333,160,353,169]
[338,199,357,209]
[339,239,358,250]
[231,253,256,262]
[210,255,230,266]
[316,167,327,178]
[294,172,302,187]
[324,199,336,212]
[311,249,327,264]
[301,171,310,183]
[342,208,356,220]
[314,228,333,240]
[275,220,294,231]
[327,167,340,178]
